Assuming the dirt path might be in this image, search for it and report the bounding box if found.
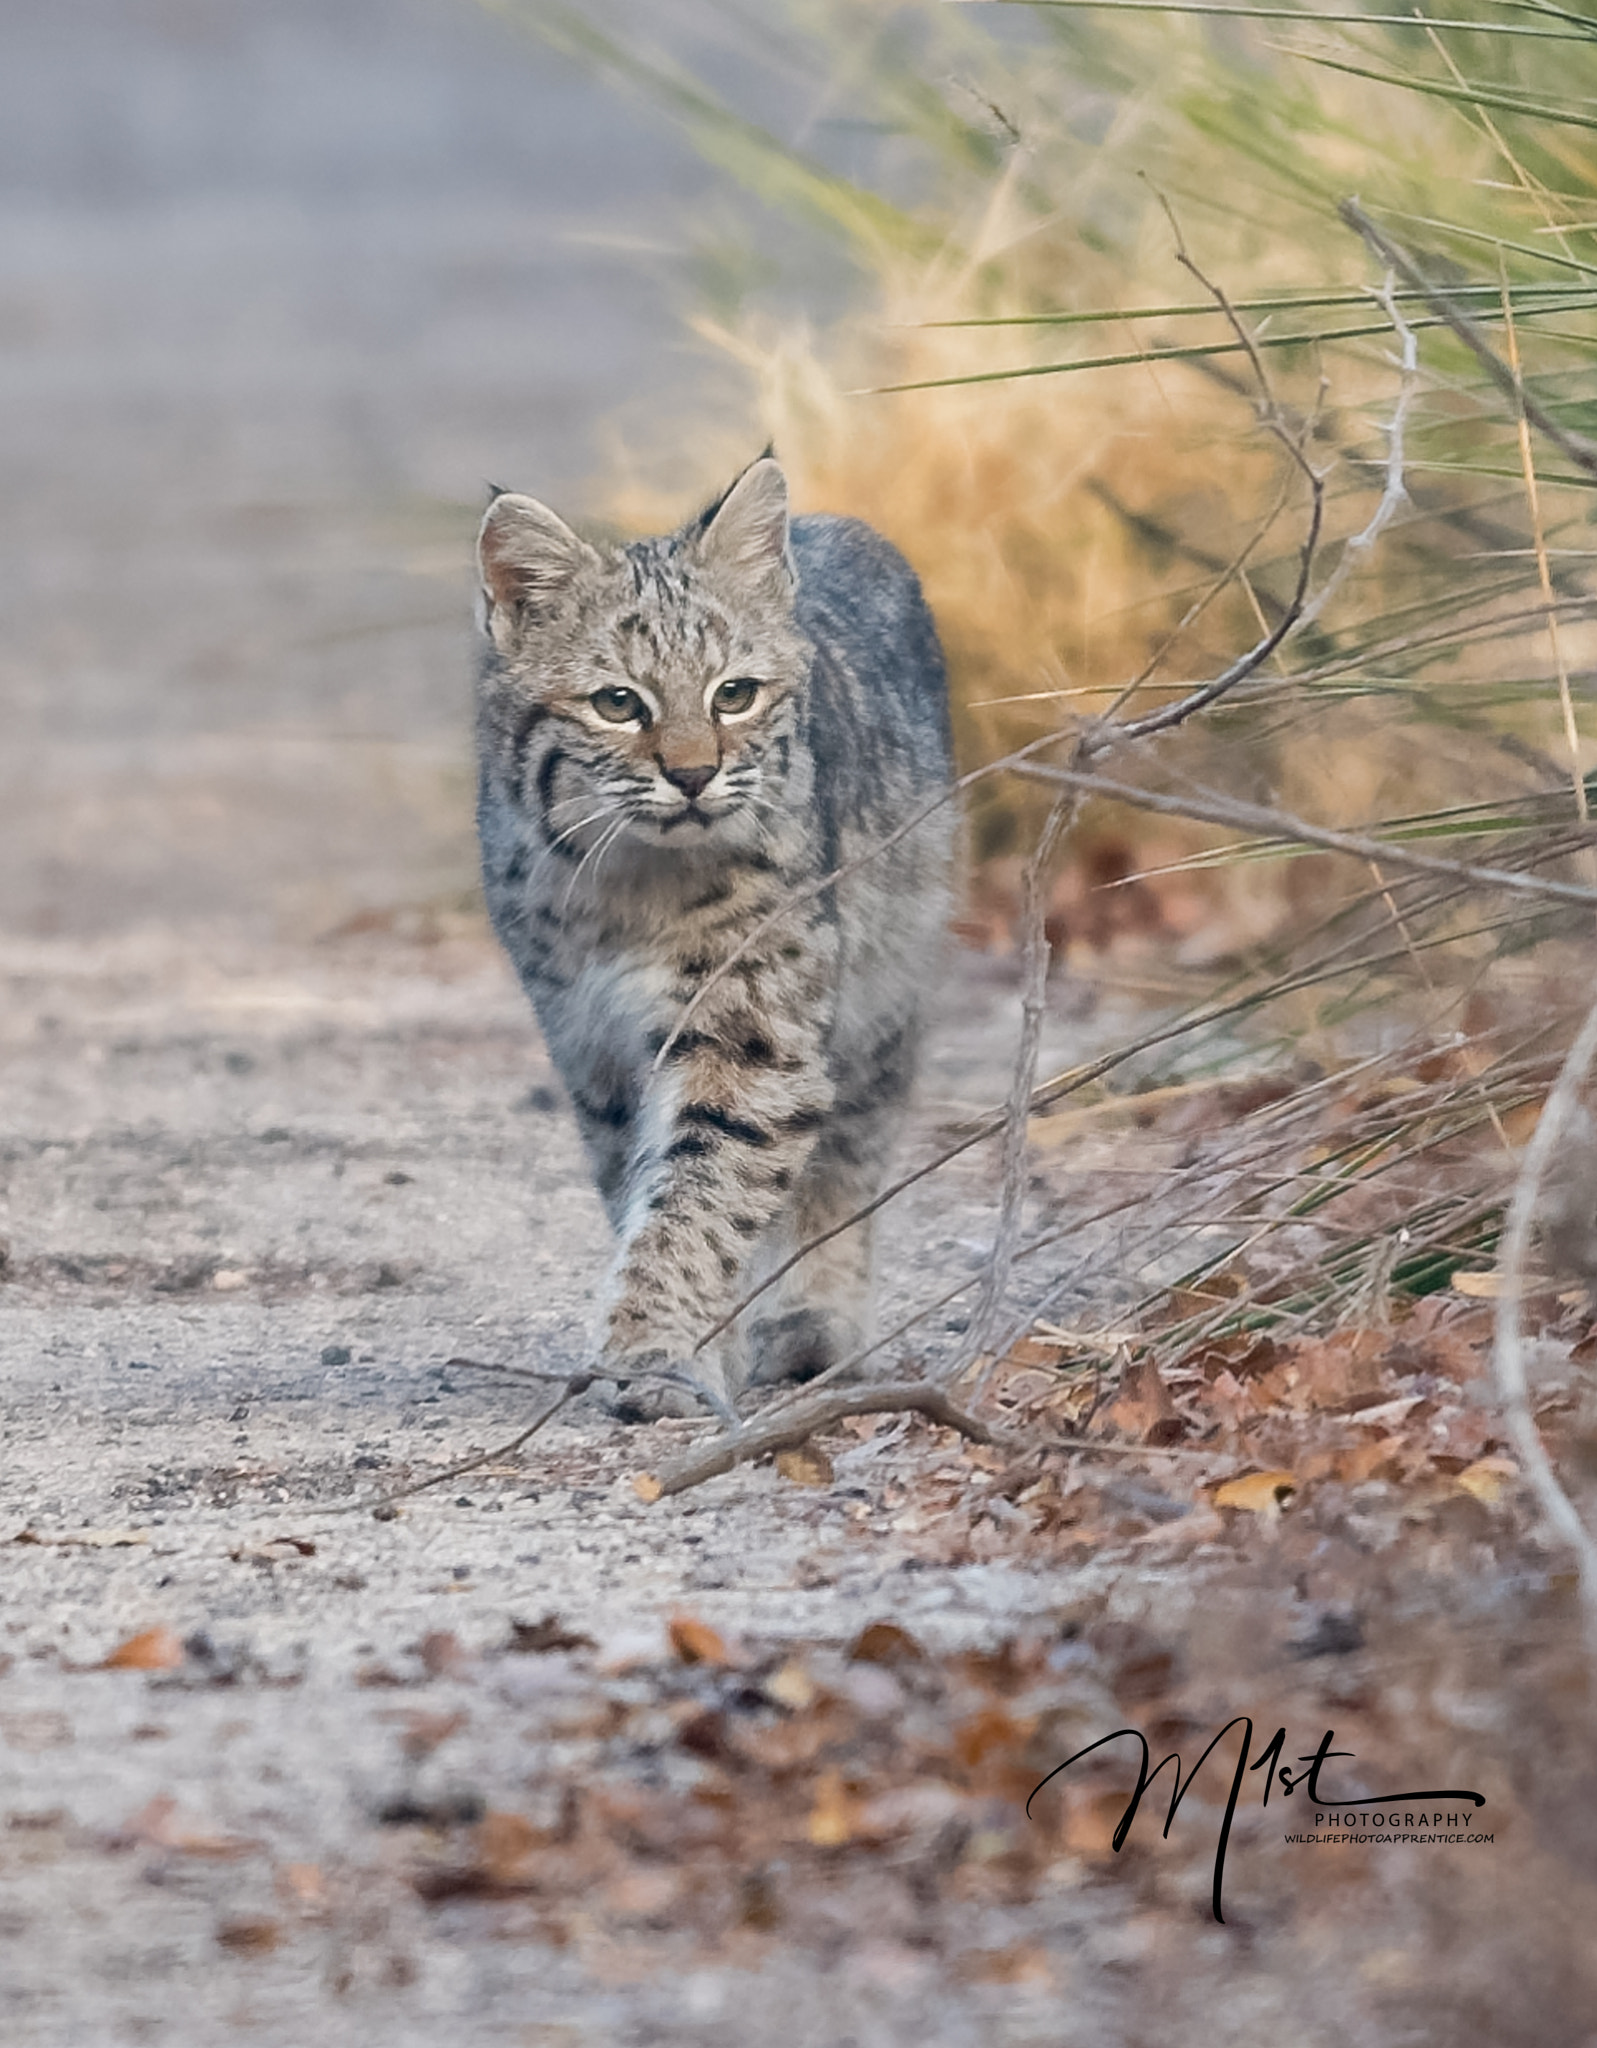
[0,925,1128,2045]
[4,5,1595,2040]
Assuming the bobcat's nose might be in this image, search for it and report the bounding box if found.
[661,761,717,800]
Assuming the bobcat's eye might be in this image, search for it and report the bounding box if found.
[711,677,761,719]
[589,686,649,727]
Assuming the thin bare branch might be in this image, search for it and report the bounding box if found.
[1491,992,1597,1646]
[315,1370,596,1517]
[1340,199,1597,481]
[957,785,1082,1380]
[1012,762,1597,906]
[1291,272,1419,635]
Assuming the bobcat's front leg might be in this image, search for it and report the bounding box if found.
[599,951,836,1419]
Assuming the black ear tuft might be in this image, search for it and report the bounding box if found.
[694,457,791,584]
[690,449,780,540]
[484,481,512,506]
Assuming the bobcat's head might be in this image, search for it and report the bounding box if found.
[476,457,811,860]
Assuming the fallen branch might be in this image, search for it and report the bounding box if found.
[644,1379,1016,1499]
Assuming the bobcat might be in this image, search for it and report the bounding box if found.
[474,456,953,1421]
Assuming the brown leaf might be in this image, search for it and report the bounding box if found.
[100,1627,185,1672]
[1104,1354,1180,1442]
[216,1916,281,1955]
[806,1767,860,1848]
[229,1534,317,1566]
[605,1867,683,1924]
[383,1708,467,1761]
[762,1658,817,1712]
[118,1794,256,1859]
[475,1810,545,1886]
[632,1472,663,1504]
[417,1631,467,1678]
[775,1443,834,1488]
[952,1704,1036,1772]
[1213,1470,1297,1515]
[956,1945,1055,1987]
[732,1702,854,1773]
[507,1614,596,1655]
[1265,1330,1387,1413]
[667,1614,730,1667]
[1060,1786,1134,1859]
[1456,1455,1518,1505]
[848,1621,925,1669]
[276,1863,329,1918]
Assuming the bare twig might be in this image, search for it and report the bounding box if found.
[1290,272,1418,636]
[1112,191,1327,742]
[645,1378,1016,1498]
[1011,762,1597,906]
[1340,199,1597,482]
[314,1370,596,1518]
[958,785,1081,1379]
[1491,992,1597,1646]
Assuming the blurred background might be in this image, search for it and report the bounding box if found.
[0,0,780,941]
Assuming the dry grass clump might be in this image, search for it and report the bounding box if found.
[496,0,1597,1347]
[560,0,1596,968]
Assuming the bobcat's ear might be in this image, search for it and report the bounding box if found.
[477,493,598,623]
[694,456,792,588]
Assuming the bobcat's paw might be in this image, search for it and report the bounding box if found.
[748,1307,860,1388]
[591,1353,739,1427]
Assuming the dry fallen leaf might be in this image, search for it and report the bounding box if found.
[417,1631,468,1678]
[632,1473,663,1504]
[1456,1456,1518,1505]
[807,1768,860,1848]
[956,1945,1055,1987]
[118,1794,256,1859]
[763,1658,818,1712]
[381,1708,467,1761]
[1213,1470,1298,1515]
[1105,1354,1182,1443]
[953,1704,1037,1773]
[506,1614,596,1655]
[775,1443,834,1488]
[100,1627,185,1672]
[667,1614,730,1667]
[475,1810,545,1886]
[1450,1269,1561,1300]
[277,1863,329,1917]
[849,1620,925,1668]
[216,1915,280,1954]
[229,1534,317,1566]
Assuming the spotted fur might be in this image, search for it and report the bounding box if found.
[474,457,953,1418]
